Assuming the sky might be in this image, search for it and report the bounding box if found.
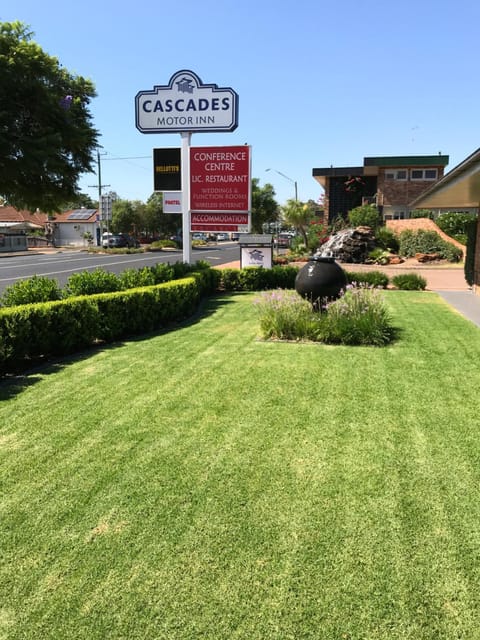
[2,0,480,207]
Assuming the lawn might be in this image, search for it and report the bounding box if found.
[1,290,480,639]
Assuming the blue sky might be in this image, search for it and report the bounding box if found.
[3,0,479,206]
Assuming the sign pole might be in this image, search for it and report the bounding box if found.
[181,132,192,264]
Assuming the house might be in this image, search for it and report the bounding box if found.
[45,208,100,247]
[0,206,47,252]
[410,147,480,290]
[0,205,102,250]
[312,154,450,223]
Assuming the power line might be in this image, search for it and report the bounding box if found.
[103,156,150,160]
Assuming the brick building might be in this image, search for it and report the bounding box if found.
[410,147,480,291]
[312,155,449,223]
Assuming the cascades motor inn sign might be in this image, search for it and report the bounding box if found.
[135,70,239,134]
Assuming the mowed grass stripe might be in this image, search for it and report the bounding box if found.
[1,291,480,638]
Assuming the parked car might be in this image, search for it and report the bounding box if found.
[274,233,293,248]
[169,234,183,248]
[216,233,229,241]
[103,234,139,249]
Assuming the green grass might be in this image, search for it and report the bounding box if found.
[1,290,480,639]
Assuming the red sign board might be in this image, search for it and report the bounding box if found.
[190,145,251,212]
[191,212,249,233]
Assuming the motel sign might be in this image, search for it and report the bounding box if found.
[135,70,239,134]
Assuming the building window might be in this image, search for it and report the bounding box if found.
[410,168,438,181]
[385,169,408,180]
[383,207,406,220]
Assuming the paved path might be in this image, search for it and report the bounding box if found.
[435,291,480,327]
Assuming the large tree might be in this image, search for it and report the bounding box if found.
[251,178,279,233]
[0,21,99,212]
[144,193,179,238]
[111,199,144,235]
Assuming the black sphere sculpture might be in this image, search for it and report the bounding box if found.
[295,255,347,310]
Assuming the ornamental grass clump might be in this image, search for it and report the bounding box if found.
[253,289,319,341]
[254,285,395,346]
[320,284,395,346]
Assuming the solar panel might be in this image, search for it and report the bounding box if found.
[68,209,97,220]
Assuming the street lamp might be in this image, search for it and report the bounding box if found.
[265,168,298,201]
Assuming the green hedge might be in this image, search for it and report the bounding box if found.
[218,265,300,291]
[0,271,218,374]
[391,273,427,290]
[464,219,477,287]
[345,270,390,288]
[0,264,395,375]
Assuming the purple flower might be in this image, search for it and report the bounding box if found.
[59,95,73,110]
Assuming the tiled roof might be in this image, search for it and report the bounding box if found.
[0,206,48,225]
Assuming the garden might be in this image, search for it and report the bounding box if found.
[0,222,478,638]
[274,205,471,271]
[0,258,432,375]
[1,285,480,639]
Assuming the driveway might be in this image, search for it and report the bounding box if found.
[336,260,470,292]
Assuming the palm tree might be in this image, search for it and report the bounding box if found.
[281,198,312,246]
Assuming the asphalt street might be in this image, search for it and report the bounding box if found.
[0,243,240,294]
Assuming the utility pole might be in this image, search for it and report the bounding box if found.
[89,149,110,245]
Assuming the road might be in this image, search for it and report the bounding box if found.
[0,243,240,295]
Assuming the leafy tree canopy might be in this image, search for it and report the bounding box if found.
[0,21,99,212]
[251,178,279,233]
[61,192,97,211]
[145,193,179,237]
[111,199,144,235]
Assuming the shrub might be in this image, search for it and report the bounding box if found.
[1,275,62,307]
[366,248,391,265]
[150,262,175,283]
[452,233,467,246]
[148,239,176,249]
[218,266,299,291]
[64,268,122,297]
[441,242,464,263]
[435,211,477,240]
[464,218,477,286]
[0,297,99,370]
[306,220,329,252]
[347,204,381,229]
[374,227,399,252]
[398,229,463,262]
[391,273,427,290]
[119,267,155,290]
[345,270,389,288]
[0,274,214,374]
